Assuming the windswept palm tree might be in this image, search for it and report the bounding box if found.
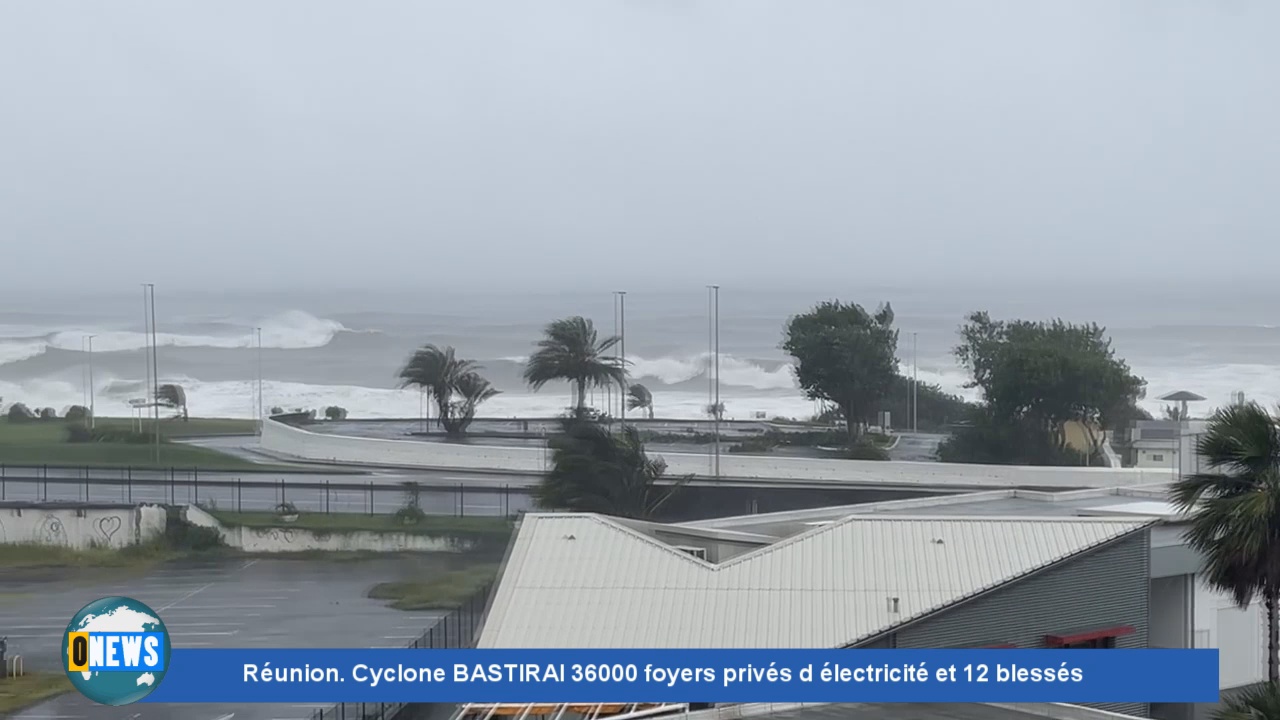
[537,418,690,519]
[1213,682,1280,720]
[398,344,476,430]
[1171,402,1280,683]
[627,383,655,419]
[523,317,626,418]
[442,372,502,436]
[157,383,188,421]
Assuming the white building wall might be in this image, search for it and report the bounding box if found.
[1149,575,1191,648]
[1193,578,1267,690]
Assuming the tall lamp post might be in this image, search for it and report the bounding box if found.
[86,334,96,428]
[707,284,720,478]
[614,291,627,425]
[911,332,918,433]
[255,327,264,432]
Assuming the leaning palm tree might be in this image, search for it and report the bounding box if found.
[1171,402,1280,683]
[397,344,476,430]
[537,418,690,519]
[523,317,627,418]
[1213,682,1280,720]
[627,383,655,419]
[441,372,502,436]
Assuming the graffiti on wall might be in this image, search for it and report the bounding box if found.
[40,515,67,546]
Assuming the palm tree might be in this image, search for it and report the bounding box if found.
[1214,682,1280,720]
[627,383,655,419]
[523,317,627,418]
[157,383,188,421]
[442,372,501,436]
[1171,402,1280,683]
[537,418,690,519]
[398,344,476,430]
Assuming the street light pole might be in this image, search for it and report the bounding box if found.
[87,335,96,429]
[912,332,918,433]
[255,327,264,432]
[708,284,721,478]
[615,291,627,426]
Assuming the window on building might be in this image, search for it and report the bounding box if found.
[1151,454,1164,462]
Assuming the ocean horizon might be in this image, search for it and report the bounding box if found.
[1,281,1276,423]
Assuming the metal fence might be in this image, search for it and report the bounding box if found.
[308,584,494,720]
[0,469,535,518]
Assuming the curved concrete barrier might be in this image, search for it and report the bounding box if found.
[261,420,1168,490]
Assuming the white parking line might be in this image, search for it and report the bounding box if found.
[157,582,214,611]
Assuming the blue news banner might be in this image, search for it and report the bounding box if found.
[143,649,1220,704]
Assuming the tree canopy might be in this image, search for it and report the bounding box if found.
[537,419,689,519]
[1172,402,1280,684]
[397,344,498,436]
[524,316,626,418]
[941,312,1145,464]
[782,300,898,440]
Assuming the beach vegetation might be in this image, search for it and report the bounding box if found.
[539,417,690,519]
[782,300,899,443]
[875,376,975,432]
[6,403,35,422]
[0,672,73,713]
[627,383,655,419]
[523,316,627,418]
[64,404,90,424]
[157,383,188,420]
[939,312,1146,466]
[324,405,348,420]
[1172,402,1280,684]
[398,344,500,436]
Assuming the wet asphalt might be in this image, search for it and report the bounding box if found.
[1,556,463,720]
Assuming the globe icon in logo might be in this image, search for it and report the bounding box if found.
[62,596,171,706]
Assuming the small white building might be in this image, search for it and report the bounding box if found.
[1129,420,1210,475]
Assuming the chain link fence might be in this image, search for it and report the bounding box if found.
[308,584,493,720]
[0,466,535,518]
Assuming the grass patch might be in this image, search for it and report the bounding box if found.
[0,416,291,470]
[0,673,74,714]
[207,510,514,542]
[368,564,499,611]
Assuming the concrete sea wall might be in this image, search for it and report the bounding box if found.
[0,503,166,549]
[182,505,471,553]
[261,420,1167,490]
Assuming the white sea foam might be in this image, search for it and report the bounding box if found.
[0,311,351,365]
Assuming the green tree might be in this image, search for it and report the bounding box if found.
[782,300,899,442]
[538,419,690,519]
[157,383,188,421]
[946,312,1145,462]
[442,372,501,435]
[1172,402,1280,683]
[1213,682,1280,720]
[523,317,626,418]
[398,344,476,431]
[627,383,655,419]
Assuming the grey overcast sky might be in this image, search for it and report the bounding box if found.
[1,1,1276,294]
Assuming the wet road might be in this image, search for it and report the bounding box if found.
[1,555,471,720]
[887,433,948,462]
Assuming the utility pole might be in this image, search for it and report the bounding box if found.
[256,327,264,432]
[912,332,918,433]
[708,284,721,478]
[615,291,627,426]
[87,335,96,429]
[147,284,159,462]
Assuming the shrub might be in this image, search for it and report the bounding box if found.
[65,405,90,423]
[274,501,299,517]
[66,425,93,443]
[846,438,890,461]
[7,402,36,422]
[270,406,284,415]
[39,407,58,419]
[324,405,348,420]
[393,505,427,525]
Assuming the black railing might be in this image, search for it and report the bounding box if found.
[309,584,494,720]
[0,473,535,518]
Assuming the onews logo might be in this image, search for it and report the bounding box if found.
[62,597,171,706]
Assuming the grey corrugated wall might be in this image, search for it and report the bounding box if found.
[859,530,1152,718]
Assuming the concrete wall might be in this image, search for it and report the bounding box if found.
[875,531,1152,718]
[262,420,1165,489]
[182,505,472,554]
[0,503,166,549]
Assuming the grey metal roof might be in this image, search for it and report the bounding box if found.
[477,512,1154,649]
[683,486,1177,539]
